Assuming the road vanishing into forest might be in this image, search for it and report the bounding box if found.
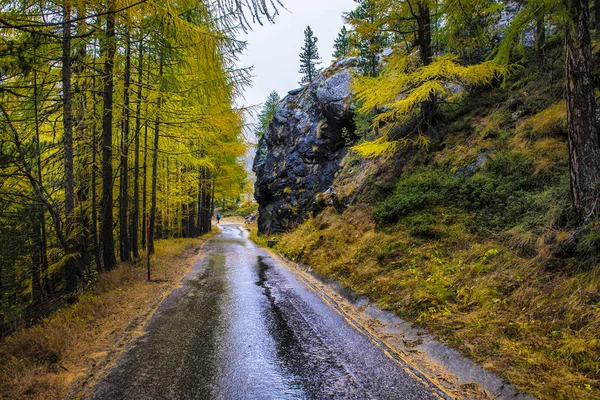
[89,223,444,400]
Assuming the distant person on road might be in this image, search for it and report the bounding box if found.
[217,213,221,225]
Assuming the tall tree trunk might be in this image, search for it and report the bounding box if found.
[101,1,118,270]
[595,0,600,33]
[132,39,143,259]
[119,29,131,262]
[165,157,170,237]
[91,52,103,273]
[62,1,79,292]
[417,4,436,136]
[210,176,215,233]
[141,60,150,251]
[148,53,164,255]
[200,168,207,234]
[142,120,148,250]
[33,60,50,299]
[565,0,600,223]
[75,16,91,277]
[29,206,43,308]
[536,13,547,70]
[200,169,212,235]
[196,168,204,236]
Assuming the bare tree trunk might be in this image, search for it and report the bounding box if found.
[595,0,600,33]
[33,60,50,299]
[565,0,600,223]
[132,39,143,259]
[200,168,207,234]
[101,1,118,269]
[119,29,131,262]
[141,59,150,251]
[210,176,215,233]
[142,119,148,250]
[536,13,547,71]
[195,168,204,236]
[62,1,79,292]
[200,169,212,235]
[29,206,43,308]
[91,52,104,273]
[75,16,91,278]
[148,53,164,255]
[163,157,168,237]
[417,4,436,136]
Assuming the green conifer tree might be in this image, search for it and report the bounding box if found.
[333,26,351,59]
[299,26,322,85]
[255,91,281,138]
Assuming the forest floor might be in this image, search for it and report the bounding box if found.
[0,234,213,400]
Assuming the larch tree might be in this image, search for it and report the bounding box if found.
[299,26,321,86]
[349,0,503,158]
[492,0,600,223]
[0,0,275,328]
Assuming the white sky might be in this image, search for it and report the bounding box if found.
[236,0,356,126]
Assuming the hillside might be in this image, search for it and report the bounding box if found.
[252,44,600,399]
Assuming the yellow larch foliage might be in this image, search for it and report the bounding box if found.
[351,52,504,159]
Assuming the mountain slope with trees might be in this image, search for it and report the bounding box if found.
[252,0,600,398]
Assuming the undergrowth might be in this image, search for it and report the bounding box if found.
[274,207,599,399]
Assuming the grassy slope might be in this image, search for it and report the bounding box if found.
[263,65,600,399]
[0,236,211,399]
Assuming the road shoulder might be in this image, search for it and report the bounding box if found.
[68,236,214,399]
[0,236,212,400]
[251,228,535,400]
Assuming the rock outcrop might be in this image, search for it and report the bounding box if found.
[253,59,358,233]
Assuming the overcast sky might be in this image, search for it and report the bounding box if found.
[236,0,356,126]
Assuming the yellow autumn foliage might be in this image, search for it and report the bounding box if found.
[354,53,504,125]
[351,51,504,158]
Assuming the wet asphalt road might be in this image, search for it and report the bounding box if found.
[90,224,440,400]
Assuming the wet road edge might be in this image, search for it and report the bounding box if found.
[68,237,214,400]
[252,229,537,400]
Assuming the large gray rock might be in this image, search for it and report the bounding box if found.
[316,70,353,119]
[253,60,357,233]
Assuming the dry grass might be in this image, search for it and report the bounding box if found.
[270,208,600,400]
[0,236,210,400]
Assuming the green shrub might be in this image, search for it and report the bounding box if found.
[407,214,445,240]
[374,152,567,232]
